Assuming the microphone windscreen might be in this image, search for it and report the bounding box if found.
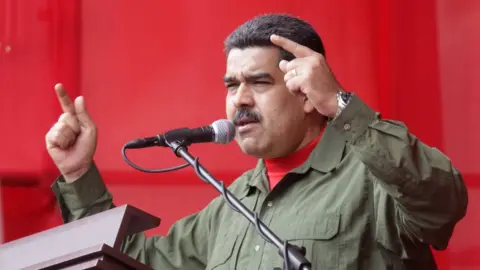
[211,119,236,144]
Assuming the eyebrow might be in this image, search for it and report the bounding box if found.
[223,72,274,83]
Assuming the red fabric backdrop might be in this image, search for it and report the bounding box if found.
[1,0,479,268]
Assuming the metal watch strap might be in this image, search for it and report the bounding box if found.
[335,90,353,118]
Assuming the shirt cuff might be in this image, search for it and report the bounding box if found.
[330,95,377,142]
[51,163,107,211]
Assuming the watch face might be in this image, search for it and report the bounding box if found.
[341,92,353,102]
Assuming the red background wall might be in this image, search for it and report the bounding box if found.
[1,0,479,268]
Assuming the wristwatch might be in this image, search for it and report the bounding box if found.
[335,90,353,118]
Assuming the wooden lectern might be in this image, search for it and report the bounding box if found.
[0,204,161,270]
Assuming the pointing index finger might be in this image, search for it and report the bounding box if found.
[54,83,75,114]
[270,34,315,58]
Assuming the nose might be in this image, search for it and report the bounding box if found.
[232,84,254,108]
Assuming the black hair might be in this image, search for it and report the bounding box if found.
[224,13,326,61]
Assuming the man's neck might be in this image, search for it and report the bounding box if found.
[294,121,325,154]
[264,121,326,190]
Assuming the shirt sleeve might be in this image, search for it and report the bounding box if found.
[51,163,212,270]
[330,95,468,250]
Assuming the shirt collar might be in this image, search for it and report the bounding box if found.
[242,123,346,194]
[292,123,346,174]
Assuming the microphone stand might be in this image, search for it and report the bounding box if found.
[166,140,312,270]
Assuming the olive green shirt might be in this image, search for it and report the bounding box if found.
[51,96,468,270]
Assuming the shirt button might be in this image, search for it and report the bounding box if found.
[254,245,260,251]
[267,201,273,207]
[344,123,351,130]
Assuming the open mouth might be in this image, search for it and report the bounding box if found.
[234,117,259,127]
[234,117,260,134]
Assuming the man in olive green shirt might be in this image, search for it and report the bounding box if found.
[47,14,467,269]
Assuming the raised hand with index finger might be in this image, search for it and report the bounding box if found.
[270,34,343,119]
[45,83,97,183]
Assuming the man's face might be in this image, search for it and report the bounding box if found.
[224,47,311,159]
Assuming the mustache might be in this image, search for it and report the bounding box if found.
[233,108,261,124]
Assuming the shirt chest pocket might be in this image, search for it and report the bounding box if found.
[282,212,341,270]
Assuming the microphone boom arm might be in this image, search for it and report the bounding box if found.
[166,140,312,270]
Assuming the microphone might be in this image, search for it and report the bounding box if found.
[124,119,236,149]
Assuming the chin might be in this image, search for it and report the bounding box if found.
[236,137,268,158]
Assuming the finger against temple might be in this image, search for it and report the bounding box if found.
[271,34,318,60]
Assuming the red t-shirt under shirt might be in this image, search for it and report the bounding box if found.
[264,127,325,190]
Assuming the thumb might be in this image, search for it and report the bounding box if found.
[74,96,93,126]
[279,60,289,73]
